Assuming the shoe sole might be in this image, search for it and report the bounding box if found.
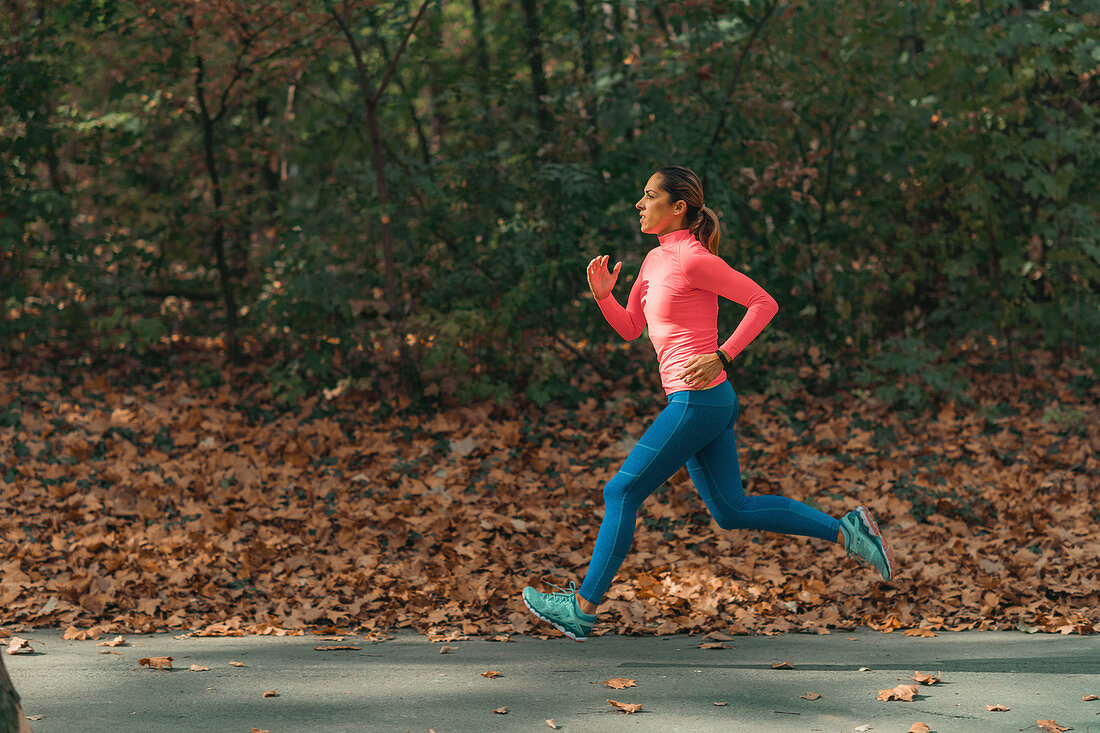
[855,506,896,581]
[522,595,588,642]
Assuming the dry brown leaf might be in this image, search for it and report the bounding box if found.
[6,637,33,655]
[986,704,1010,711]
[251,729,270,733]
[801,692,821,701]
[189,664,210,672]
[492,707,507,714]
[904,628,937,637]
[697,641,726,649]
[908,723,931,733]
[877,684,920,702]
[705,631,736,641]
[546,720,560,729]
[138,656,173,671]
[262,690,278,698]
[607,699,642,714]
[439,646,453,654]
[63,625,101,641]
[486,635,514,642]
[96,635,127,647]
[910,671,941,685]
[481,670,502,678]
[314,645,360,651]
[771,660,795,670]
[603,678,637,689]
[228,660,246,667]
[1084,694,1098,702]
[1037,721,1069,732]
[713,701,728,706]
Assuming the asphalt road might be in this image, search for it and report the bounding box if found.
[6,628,1100,732]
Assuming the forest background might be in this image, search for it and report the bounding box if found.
[1,0,1098,639]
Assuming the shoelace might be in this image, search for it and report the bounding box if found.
[539,580,579,606]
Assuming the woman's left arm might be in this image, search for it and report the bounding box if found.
[677,249,783,387]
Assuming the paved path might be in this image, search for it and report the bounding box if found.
[6,628,1099,732]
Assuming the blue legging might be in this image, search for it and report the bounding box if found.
[578,379,841,605]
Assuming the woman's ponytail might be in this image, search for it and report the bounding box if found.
[690,205,721,255]
[658,165,721,254]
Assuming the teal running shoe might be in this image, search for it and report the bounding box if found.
[521,581,596,642]
[840,506,896,581]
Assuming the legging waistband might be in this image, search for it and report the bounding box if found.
[667,378,737,407]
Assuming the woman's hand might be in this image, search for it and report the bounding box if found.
[679,352,727,389]
[587,254,621,300]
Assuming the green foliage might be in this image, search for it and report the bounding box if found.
[853,336,971,414]
[6,0,1097,403]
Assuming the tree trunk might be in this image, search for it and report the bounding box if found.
[191,29,240,362]
[575,0,600,163]
[365,101,399,326]
[1,652,32,732]
[470,0,490,102]
[330,0,432,378]
[519,0,552,134]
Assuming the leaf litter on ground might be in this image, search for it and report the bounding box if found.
[0,349,1096,637]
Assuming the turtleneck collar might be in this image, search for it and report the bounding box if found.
[657,228,694,247]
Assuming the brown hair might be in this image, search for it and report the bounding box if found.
[656,165,720,254]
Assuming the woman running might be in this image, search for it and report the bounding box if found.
[522,165,896,641]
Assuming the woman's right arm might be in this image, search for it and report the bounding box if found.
[588,254,646,341]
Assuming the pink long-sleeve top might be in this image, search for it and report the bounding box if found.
[596,228,779,395]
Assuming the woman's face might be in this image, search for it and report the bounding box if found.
[636,173,686,236]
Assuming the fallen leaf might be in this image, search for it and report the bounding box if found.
[486,635,514,642]
[858,667,872,671]
[228,660,246,667]
[262,690,278,698]
[189,664,210,672]
[855,726,873,732]
[6,637,33,655]
[63,625,101,641]
[314,645,360,651]
[1084,694,1098,701]
[698,642,726,649]
[481,670,503,678]
[492,707,507,714]
[987,704,1010,711]
[546,720,560,729]
[318,636,344,641]
[801,692,821,701]
[138,656,174,671]
[607,699,642,714]
[251,729,270,733]
[1037,721,1069,732]
[910,671,941,685]
[713,701,728,706]
[26,715,43,721]
[771,660,795,669]
[439,646,453,654]
[904,628,937,637]
[96,635,127,647]
[908,724,931,733]
[877,684,920,702]
[603,678,637,689]
[705,631,736,641]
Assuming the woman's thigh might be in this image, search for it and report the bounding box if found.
[612,400,732,505]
